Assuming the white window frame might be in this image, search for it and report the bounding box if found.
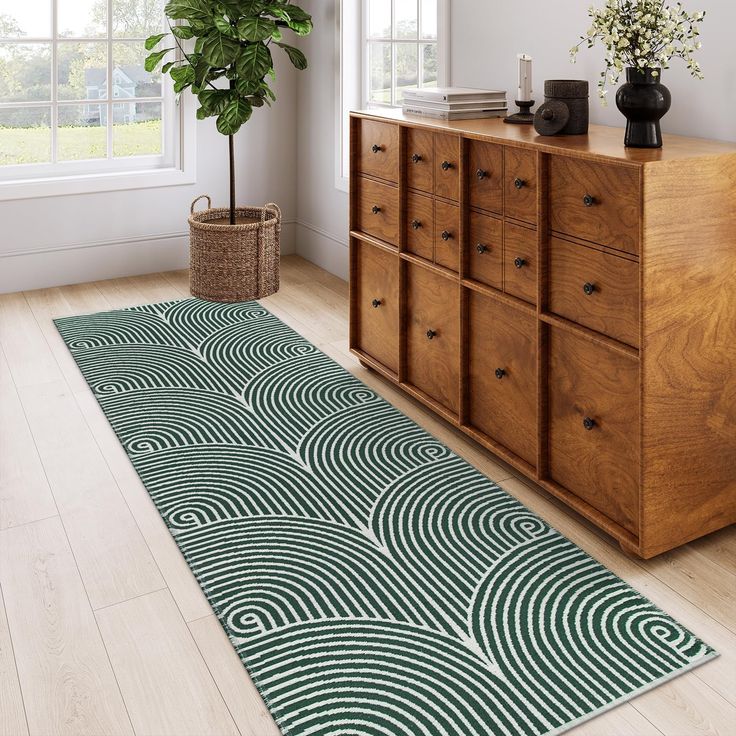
[0,0,196,202]
[335,0,449,192]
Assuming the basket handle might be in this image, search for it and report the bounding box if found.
[263,202,282,223]
[190,195,212,215]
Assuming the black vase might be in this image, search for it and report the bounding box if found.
[615,67,672,148]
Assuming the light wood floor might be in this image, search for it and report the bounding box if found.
[0,255,734,736]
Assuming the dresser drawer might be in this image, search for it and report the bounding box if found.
[406,264,460,413]
[434,200,460,272]
[352,240,399,373]
[504,222,537,305]
[358,119,399,184]
[548,328,639,534]
[468,292,537,466]
[356,177,399,246]
[549,157,640,255]
[549,237,639,347]
[504,147,537,225]
[466,211,503,289]
[435,133,461,201]
[406,127,434,194]
[468,139,503,215]
[405,192,434,261]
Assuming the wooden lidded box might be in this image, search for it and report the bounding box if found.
[348,108,736,559]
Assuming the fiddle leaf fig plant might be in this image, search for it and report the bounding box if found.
[145,0,312,224]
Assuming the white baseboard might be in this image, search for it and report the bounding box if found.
[295,220,348,281]
[0,222,296,294]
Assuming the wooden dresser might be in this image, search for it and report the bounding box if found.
[348,108,736,558]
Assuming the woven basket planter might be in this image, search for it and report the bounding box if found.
[188,195,281,303]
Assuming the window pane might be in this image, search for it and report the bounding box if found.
[57,0,106,39]
[421,43,437,87]
[367,0,390,39]
[368,42,391,105]
[0,0,51,39]
[113,100,160,157]
[0,106,50,164]
[57,104,107,160]
[395,0,417,40]
[395,43,418,102]
[57,41,108,100]
[0,43,51,102]
[113,42,161,98]
[420,0,437,39]
[113,0,165,38]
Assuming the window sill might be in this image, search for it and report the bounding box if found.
[0,166,197,202]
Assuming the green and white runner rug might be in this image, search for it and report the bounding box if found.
[56,298,716,736]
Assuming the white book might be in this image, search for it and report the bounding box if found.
[402,105,508,121]
[400,98,508,112]
[403,86,506,103]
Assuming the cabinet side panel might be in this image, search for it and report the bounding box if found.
[641,155,736,555]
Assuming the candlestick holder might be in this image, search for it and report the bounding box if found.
[504,100,535,125]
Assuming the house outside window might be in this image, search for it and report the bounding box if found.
[0,0,185,192]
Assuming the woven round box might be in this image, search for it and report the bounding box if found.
[188,196,281,303]
[534,80,589,136]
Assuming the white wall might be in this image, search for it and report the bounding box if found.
[0,54,298,293]
[294,0,736,282]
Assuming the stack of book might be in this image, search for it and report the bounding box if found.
[402,87,508,121]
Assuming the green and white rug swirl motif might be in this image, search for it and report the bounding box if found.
[55,298,716,736]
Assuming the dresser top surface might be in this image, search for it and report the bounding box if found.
[352,108,736,164]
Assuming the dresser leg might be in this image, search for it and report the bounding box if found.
[618,540,641,559]
[359,360,373,372]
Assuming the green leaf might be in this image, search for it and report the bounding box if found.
[145,32,167,50]
[171,25,194,39]
[162,61,176,73]
[145,48,174,72]
[196,106,208,120]
[240,0,267,13]
[235,78,260,96]
[201,32,241,67]
[164,0,210,21]
[198,88,232,114]
[236,42,272,80]
[170,63,195,92]
[216,98,253,135]
[214,16,236,36]
[277,42,307,70]
[237,17,277,42]
[287,18,313,36]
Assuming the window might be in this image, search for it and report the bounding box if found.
[0,0,182,189]
[363,0,448,108]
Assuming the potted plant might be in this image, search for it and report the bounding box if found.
[570,0,705,147]
[145,0,312,302]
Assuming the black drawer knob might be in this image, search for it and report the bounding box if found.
[583,417,596,431]
[583,193,596,207]
[476,243,488,254]
[371,144,382,153]
[476,168,488,180]
[371,298,382,308]
[514,177,526,190]
[514,257,527,269]
[426,329,437,340]
[583,282,596,296]
[371,205,381,214]
[441,230,452,241]
[411,219,422,230]
[495,368,506,380]
[411,153,422,163]
[441,160,453,171]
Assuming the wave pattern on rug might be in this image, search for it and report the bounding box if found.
[55,298,716,736]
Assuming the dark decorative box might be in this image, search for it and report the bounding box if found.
[534,80,589,136]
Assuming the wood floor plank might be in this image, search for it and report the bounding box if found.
[0,517,133,736]
[73,387,213,622]
[567,702,663,735]
[159,270,190,297]
[0,292,63,388]
[90,276,153,310]
[188,615,281,736]
[95,590,239,736]
[18,380,165,610]
[0,349,58,530]
[688,527,736,577]
[632,674,736,736]
[0,585,28,736]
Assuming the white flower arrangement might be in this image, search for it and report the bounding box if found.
[570,0,705,104]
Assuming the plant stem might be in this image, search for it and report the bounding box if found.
[229,134,236,226]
